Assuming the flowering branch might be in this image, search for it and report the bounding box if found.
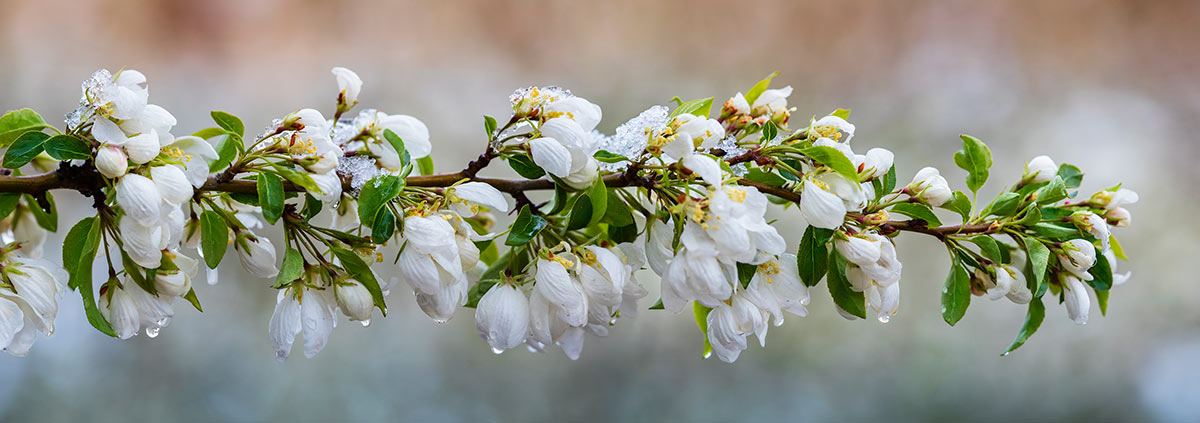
[0,68,1136,362]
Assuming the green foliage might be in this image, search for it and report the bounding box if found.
[382,129,412,168]
[827,251,865,319]
[331,248,387,315]
[2,131,50,169]
[200,210,229,269]
[1056,164,1083,189]
[941,191,972,222]
[954,134,992,194]
[0,108,49,148]
[693,302,714,358]
[483,115,498,139]
[800,146,859,182]
[26,193,57,231]
[1002,296,1045,355]
[508,154,546,179]
[942,257,971,326]
[890,203,942,227]
[982,192,1021,217]
[275,248,304,288]
[505,205,547,246]
[670,97,715,119]
[1020,235,1051,297]
[210,111,244,137]
[357,174,403,230]
[969,236,1003,264]
[62,217,116,337]
[593,150,627,163]
[797,226,833,287]
[257,172,284,224]
[743,72,778,105]
[417,156,435,176]
[1088,248,1113,291]
[43,135,91,161]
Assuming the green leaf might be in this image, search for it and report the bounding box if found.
[1035,176,1068,205]
[954,134,992,193]
[830,108,851,120]
[969,236,1003,263]
[743,72,778,106]
[357,174,403,228]
[601,191,634,227]
[940,191,972,223]
[0,193,19,221]
[275,248,304,288]
[371,207,396,243]
[26,193,57,231]
[890,203,942,227]
[200,210,229,269]
[1110,235,1128,261]
[183,288,203,312]
[670,97,715,119]
[209,134,238,172]
[942,257,971,326]
[484,115,498,139]
[0,109,49,148]
[1056,164,1083,189]
[120,252,156,295]
[736,262,757,289]
[505,205,547,246]
[1028,222,1080,241]
[1002,296,1045,355]
[827,251,866,319]
[1087,247,1113,291]
[256,172,284,225]
[744,168,788,187]
[382,129,412,168]
[593,150,628,163]
[586,177,607,227]
[210,111,244,137]
[797,226,833,287]
[982,192,1021,217]
[302,194,323,220]
[465,280,497,308]
[43,135,92,160]
[1096,288,1109,316]
[62,217,116,337]
[693,302,714,358]
[800,146,859,182]
[2,131,50,169]
[1015,204,1042,226]
[417,156,435,176]
[191,127,226,140]
[760,121,778,142]
[608,224,638,244]
[566,195,592,231]
[271,164,323,194]
[331,248,387,315]
[1021,235,1051,296]
[508,154,546,179]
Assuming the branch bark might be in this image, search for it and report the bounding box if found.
[0,165,992,238]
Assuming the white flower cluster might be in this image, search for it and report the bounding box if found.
[511,88,604,190]
[0,255,68,356]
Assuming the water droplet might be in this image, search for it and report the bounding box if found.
[207,268,219,285]
[878,315,890,324]
[359,319,371,328]
[490,347,505,355]
[145,327,160,338]
[608,318,618,325]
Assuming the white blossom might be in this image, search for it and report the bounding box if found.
[236,233,279,279]
[335,281,374,322]
[475,283,530,353]
[1058,239,1096,281]
[332,67,363,106]
[1024,155,1058,184]
[907,166,952,206]
[95,145,128,179]
[1062,275,1090,325]
[448,182,509,216]
[1071,211,1110,251]
[115,174,162,227]
[268,286,336,360]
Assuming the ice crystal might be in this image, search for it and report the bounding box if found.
[600,105,669,166]
[339,155,381,193]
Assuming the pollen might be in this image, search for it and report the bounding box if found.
[727,188,747,203]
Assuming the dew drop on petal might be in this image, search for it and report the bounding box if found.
[490,347,505,355]
[146,327,160,338]
[207,268,219,285]
[360,319,371,328]
[878,315,890,324]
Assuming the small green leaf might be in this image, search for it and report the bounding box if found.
[331,248,387,315]
[43,135,92,160]
[357,174,403,228]
[1015,204,1042,226]
[417,156,435,176]
[969,236,1003,264]
[1110,235,1128,261]
[371,207,396,243]
[670,97,715,119]
[744,168,788,187]
[271,164,323,194]
[800,146,859,182]
[942,257,971,326]
[760,121,778,142]
[0,193,19,221]
[484,115,498,139]
[586,177,607,227]
[890,203,942,227]
[601,191,634,227]
[1021,235,1051,297]
[1028,222,1080,241]
[693,302,714,358]
[1096,288,1109,316]
[982,192,1021,217]
[735,262,757,289]
[0,108,49,148]
[608,224,638,244]
[1035,176,1068,205]
[26,193,57,231]
[954,134,992,194]
[63,216,116,337]
[743,72,778,106]
[191,127,226,140]
[209,134,238,172]
[505,205,547,246]
[2,131,50,169]
[382,129,412,168]
[1002,296,1045,355]
[1087,247,1113,291]
[566,195,592,231]
[275,248,304,288]
[200,210,229,269]
[830,108,851,120]
[593,150,628,163]
[797,226,833,287]
[508,154,546,179]
[183,288,203,312]
[210,111,244,137]
[1056,164,1083,189]
[827,251,866,319]
[940,191,972,222]
[257,172,284,224]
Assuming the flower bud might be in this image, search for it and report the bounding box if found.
[1088,188,1139,211]
[331,67,362,107]
[1104,207,1131,227]
[835,235,883,267]
[907,167,952,206]
[155,253,197,297]
[11,211,46,259]
[119,216,166,269]
[305,151,339,174]
[862,211,890,226]
[474,283,531,353]
[115,174,162,227]
[858,148,894,180]
[123,130,161,164]
[335,281,374,321]
[95,145,129,179]
[237,233,279,278]
[1058,239,1096,281]
[1023,155,1058,184]
[1070,211,1110,251]
[100,284,140,339]
[1062,275,1090,325]
[150,165,193,205]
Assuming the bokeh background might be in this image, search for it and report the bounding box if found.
[0,0,1197,421]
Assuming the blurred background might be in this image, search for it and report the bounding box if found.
[0,0,1197,421]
